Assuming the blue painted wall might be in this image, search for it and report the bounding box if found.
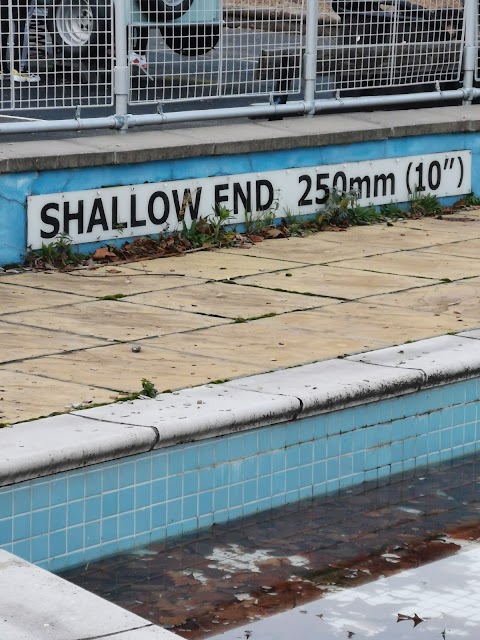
[1,132,478,265]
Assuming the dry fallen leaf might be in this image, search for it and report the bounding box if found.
[93,247,118,261]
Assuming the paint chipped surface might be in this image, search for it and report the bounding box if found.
[62,453,480,639]
[205,545,309,574]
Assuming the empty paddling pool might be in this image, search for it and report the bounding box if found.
[61,451,480,637]
[2,334,480,637]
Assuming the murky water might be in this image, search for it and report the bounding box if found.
[62,453,480,638]
[209,543,480,638]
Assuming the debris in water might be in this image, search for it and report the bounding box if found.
[397,613,424,627]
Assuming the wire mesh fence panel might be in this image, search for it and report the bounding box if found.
[317,0,465,94]
[0,0,472,118]
[128,0,223,103]
[476,0,480,81]
[0,0,113,112]
[128,0,304,104]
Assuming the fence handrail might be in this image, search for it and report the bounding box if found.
[0,0,475,134]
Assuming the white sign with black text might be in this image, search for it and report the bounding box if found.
[27,151,472,248]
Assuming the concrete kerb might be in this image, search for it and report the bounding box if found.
[0,549,175,640]
[2,333,480,489]
[2,105,480,175]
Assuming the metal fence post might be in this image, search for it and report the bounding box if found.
[462,0,477,104]
[303,0,318,115]
[114,0,129,131]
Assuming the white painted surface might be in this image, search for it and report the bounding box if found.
[348,335,480,386]
[204,543,309,574]
[2,334,480,485]
[0,550,175,640]
[27,151,471,248]
[459,329,480,339]
[0,414,157,486]
[74,384,301,448]
[225,359,423,417]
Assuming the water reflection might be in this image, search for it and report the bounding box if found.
[62,453,480,638]
[209,543,480,638]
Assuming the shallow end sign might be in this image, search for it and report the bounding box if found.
[27,151,472,249]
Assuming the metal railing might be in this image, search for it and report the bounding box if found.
[0,0,477,135]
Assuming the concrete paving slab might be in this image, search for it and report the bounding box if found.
[172,121,304,151]
[124,282,336,319]
[353,105,474,128]
[0,369,115,426]
[4,342,271,395]
[420,238,480,259]
[72,127,202,160]
[319,220,480,246]
[400,217,480,237]
[76,384,301,447]
[457,207,480,216]
[363,278,480,319]
[221,236,402,263]
[0,321,108,364]
[263,112,387,140]
[0,283,92,315]
[3,299,228,341]
[299,223,456,250]
[126,251,305,280]
[2,214,480,425]
[305,302,473,345]
[225,358,423,417]
[67,264,200,280]
[0,413,157,485]
[0,550,174,640]
[348,334,480,385]
[237,265,438,299]
[0,269,204,297]
[334,250,480,280]
[147,318,385,367]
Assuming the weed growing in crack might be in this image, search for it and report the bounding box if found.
[141,379,158,398]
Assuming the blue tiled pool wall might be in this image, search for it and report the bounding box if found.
[0,378,479,572]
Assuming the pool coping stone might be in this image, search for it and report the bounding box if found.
[0,549,175,640]
[349,334,480,386]
[2,333,480,488]
[1,414,158,486]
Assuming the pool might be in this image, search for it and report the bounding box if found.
[1,333,480,574]
[61,451,480,637]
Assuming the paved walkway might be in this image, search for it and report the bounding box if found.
[2,211,480,425]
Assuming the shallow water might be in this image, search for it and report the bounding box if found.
[62,453,480,638]
[210,543,480,639]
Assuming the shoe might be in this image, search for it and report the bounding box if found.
[13,69,40,84]
[128,51,148,71]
